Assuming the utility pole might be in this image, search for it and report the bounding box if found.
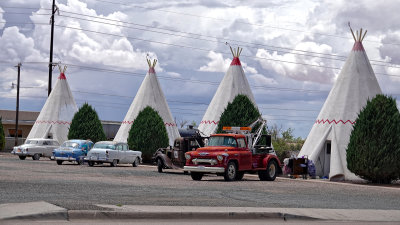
[14,63,21,146]
[48,0,57,96]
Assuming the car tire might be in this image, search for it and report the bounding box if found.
[190,172,203,181]
[157,158,163,173]
[88,161,94,167]
[77,158,84,165]
[258,160,277,181]
[18,156,26,160]
[224,161,237,181]
[32,154,40,160]
[236,171,245,181]
[110,159,118,167]
[132,157,140,167]
[56,160,63,165]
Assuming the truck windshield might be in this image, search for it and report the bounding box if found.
[93,143,116,150]
[207,136,237,147]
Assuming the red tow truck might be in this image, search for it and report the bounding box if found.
[183,118,281,181]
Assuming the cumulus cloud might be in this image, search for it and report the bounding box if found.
[249,74,277,86]
[199,51,258,74]
[256,42,338,84]
[166,71,181,78]
[0,26,46,63]
[28,0,159,70]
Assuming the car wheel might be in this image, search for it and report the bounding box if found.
[18,156,26,160]
[132,157,140,167]
[77,158,84,165]
[157,158,163,173]
[224,161,237,181]
[32,154,40,160]
[190,172,203,181]
[259,160,277,181]
[56,160,63,165]
[88,161,94,167]
[110,159,118,167]
[236,171,245,181]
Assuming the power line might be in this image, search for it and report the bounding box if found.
[85,0,400,47]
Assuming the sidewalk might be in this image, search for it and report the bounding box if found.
[1,201,400,222]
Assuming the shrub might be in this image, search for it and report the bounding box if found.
[216,94,261,133]
[127,106,169,162]
[347,94,400,183]
[0,117,5,151]
[68,103,106,143]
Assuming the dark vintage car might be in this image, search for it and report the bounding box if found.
[153,126,205,173]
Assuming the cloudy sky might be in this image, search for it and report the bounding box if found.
[0,0,399,138]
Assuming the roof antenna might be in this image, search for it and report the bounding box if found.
[348,22,356,42]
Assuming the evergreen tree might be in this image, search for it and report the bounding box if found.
[347,94,400,183]
[0,117,5,151]
[68,103,106,143]
[128,106,169,162]
[216,94,261,133]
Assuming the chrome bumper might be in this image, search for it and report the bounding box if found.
[84,156,110,162]
[12,151,29,156]
[52,156,78,161]
[183,166,225,173]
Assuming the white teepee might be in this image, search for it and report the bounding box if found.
[298,28,382,181]
[114,58,180,146]
[198,47,256,137]
[27,65,78,144]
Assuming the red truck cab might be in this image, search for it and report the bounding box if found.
[183,127,281,181]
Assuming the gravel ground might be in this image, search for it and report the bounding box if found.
[0,153,399,210]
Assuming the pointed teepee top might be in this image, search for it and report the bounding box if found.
[227,44,242,66]
[146,56,157,74]
[58,64,67,80]
[348,22,367,51]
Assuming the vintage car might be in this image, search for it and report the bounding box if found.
[84,141,142,167]
[11,138,60,160]
[52,140,94,165]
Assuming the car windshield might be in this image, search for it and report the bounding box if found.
[207,136,237,147]
[25,140,39,144]
[61,141,80,148]
[93,143,116,150]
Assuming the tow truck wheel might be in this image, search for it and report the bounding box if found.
[56,160,63,165]
[157,158,163,173]
[236,172,245,181]
[32,154,40,160]
[224,161,237,181]
[190,172,203,181]
[18,156,26,160]
[88,161,94,167]
[259,160,277,181]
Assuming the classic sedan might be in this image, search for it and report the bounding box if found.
[52,140,94,165]
[84,141,142,167]
[11,138,60,160]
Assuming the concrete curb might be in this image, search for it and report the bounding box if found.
[2,211,68,221]
[67,210,316,221]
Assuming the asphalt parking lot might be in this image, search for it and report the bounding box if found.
[0,153,399,211]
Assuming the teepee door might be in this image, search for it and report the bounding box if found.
[323,141,331,177]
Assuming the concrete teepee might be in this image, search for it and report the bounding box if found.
[198,47,256,137]
[298,27,382,181]
[27,65,78,144]
[114,58,180,146]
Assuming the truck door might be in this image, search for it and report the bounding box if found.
[237,138,252,170]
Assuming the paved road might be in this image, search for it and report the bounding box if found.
[0,153,399,210]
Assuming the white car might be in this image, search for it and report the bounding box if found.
[85,141,142,167]
[11,138,60,160]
